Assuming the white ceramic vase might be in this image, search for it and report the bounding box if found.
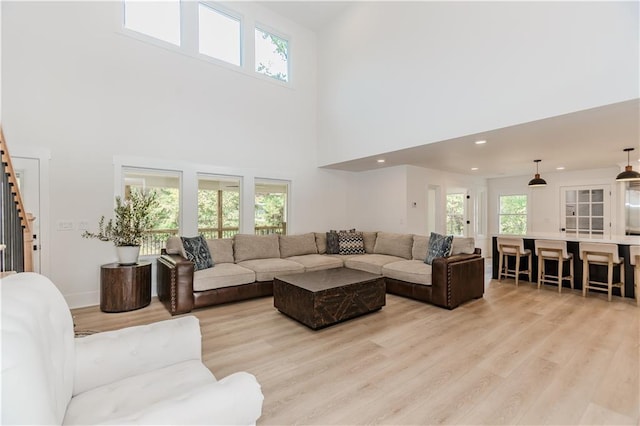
[116,245,140,265]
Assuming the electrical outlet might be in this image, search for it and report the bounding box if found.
[57,221,74,231]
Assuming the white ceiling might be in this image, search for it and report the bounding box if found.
[260,2,640,179]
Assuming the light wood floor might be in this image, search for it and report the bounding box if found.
[72,278,640,425]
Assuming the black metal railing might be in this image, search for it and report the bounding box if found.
[140,223,287,256]
[1,157,25,273]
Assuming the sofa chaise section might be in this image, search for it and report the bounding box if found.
[382,235,484,309]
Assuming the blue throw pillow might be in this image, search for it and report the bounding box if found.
[425,232,454,265]
[181,235,214,271]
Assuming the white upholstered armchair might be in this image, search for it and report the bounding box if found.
[1,272,263,425]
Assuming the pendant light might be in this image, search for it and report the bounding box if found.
[615,148,640,181]
[528,159,547,187]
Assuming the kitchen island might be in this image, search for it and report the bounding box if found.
[492,234,639,299]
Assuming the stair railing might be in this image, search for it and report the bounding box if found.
[0,126,34,273]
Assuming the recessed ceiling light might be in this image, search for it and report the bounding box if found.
[474,140,487,145]
[471,167,479,171]
[377,159,385,163]
[556,166,565,170]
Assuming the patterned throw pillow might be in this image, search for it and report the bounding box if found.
[338,231,365,255]
[181,235,214,271]
[326,230,340,254]
[424,232,454,265]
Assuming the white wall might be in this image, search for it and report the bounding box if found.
[346,164,489,252]
[317,1,639,166]
[487,167,625,238]
[2,1,350,307]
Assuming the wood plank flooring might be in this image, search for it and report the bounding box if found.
[71,278,640,425]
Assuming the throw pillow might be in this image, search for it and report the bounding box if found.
[424,232,454,265]
[181,235,214,271]
[326,230,340,254]
[338,231,365,255]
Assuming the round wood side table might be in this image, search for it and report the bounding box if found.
[100,261,151,313]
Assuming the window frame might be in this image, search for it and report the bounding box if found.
[445,192,466,236]
[120,0,183,50]
[254,24,291,83]
[254,178,290,236]
[121,167,183,256]
[197,173,242,239]
[498,194,528,235]
[197,2,243,67]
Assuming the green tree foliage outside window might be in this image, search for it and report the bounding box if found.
[446,193,465,236]
[499,195,527,235]
[255,192,286,234]
[255,28,288,82]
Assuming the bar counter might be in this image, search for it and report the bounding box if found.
[491,234,639,300]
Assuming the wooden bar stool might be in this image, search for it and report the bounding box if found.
[535,239,574,293]
[630,245,640,307]
[579,242,624,302]
[497,237,532,287]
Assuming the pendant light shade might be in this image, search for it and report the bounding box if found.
[528,159,547,187]
[615,148,640,182]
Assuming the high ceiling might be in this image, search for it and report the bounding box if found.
[260,2,640,178]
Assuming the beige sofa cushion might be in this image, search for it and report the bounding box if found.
[362,231,377,253]
[315,233,327,254]
[286,254,344,272]
[373,232,413,259]
[237,258,304,281]
[234,234,280,262]
[412,235,428,260]
[382,260,432,286]
[279,233,318,258]
[165,236,187,258]
[451,237,476,255]
[344,254,405,275]
[192,263,256,291]
[206,238,235,264]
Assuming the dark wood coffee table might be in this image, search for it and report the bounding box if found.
[273,268,385,329]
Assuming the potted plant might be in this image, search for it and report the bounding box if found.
[83,190,158,265]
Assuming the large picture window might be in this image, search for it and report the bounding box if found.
[123,168,181,255]
[499,194,527,235]
[198,175,241,239]
[255,179,288,235]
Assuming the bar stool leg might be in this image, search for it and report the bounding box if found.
[569,258,574,290]
[537,257,543,290]
[583,259,588,298]
[620,263,625,299]
[557,258,562,293]
[607,260,613,302]
[498,252,504,282]
[527,254,532,283]
[515,255,520,287]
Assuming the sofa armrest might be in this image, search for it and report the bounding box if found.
[157,253,195,315]
[73,316,202,396]
[103,372,264,425]
[431,254,484,309]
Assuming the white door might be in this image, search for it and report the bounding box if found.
[13,157,40,272]
[560,185,610,239]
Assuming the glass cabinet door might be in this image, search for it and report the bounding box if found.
[561,186,609,239]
